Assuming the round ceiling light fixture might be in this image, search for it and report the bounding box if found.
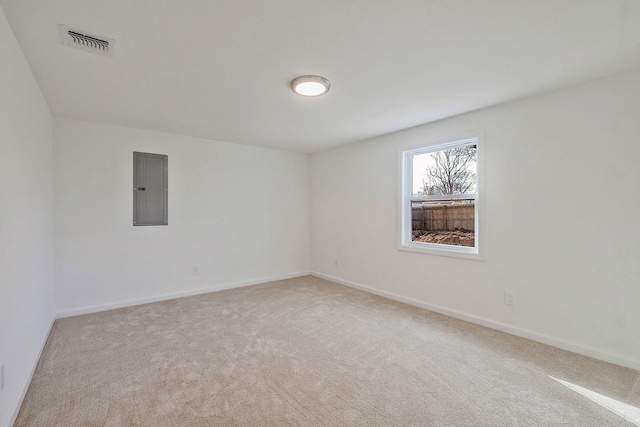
[290,75,330,97]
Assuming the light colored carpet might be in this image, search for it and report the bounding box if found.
[16,275,640,426]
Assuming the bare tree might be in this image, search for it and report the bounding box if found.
[420,145,476,195]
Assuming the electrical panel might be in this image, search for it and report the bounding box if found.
[133,152,168,226]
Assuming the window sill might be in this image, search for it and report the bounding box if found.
[398,241,484,261]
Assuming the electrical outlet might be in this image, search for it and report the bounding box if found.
[192,266,200,275]
[504,291,515,306]
[1,364,5,391]
[333,258,339,267]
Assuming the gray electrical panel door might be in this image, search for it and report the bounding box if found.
[133,152,168,226]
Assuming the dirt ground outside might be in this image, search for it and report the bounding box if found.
[412,230,475,247]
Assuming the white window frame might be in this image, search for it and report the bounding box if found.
[398,135,484,261]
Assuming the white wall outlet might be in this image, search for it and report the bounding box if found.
[333,258,339,267]
[192,266,200,275]
[504,291,515,306]
[1,364,5,391]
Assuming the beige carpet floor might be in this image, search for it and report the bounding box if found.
[16,275,640,426]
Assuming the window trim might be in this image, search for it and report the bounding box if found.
[398,135,485,261]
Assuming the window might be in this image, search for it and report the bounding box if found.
[399,137,483,260]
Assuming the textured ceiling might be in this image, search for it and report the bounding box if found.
[2,0,640,152]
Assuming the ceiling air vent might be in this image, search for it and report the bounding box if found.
[60,25,115,57]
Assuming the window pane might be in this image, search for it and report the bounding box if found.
[412,144,477,196]
[411,200,475,247]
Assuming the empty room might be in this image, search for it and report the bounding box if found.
[1,1,639,425]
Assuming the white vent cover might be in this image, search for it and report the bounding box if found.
[60,25,115,57]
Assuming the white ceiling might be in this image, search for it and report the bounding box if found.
[2,1,640,153]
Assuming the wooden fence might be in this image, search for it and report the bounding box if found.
[412,203,474,232]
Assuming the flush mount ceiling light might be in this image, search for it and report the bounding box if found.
[290,75,330,97]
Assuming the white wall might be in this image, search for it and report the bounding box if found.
[0,5,54,426]
[53,118,310,315]
[311,67,640,370]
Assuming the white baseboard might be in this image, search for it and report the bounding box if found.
[8,270,636,427]
[5,317,55,427]
[311,271,640,372]
[55,271,311,319]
